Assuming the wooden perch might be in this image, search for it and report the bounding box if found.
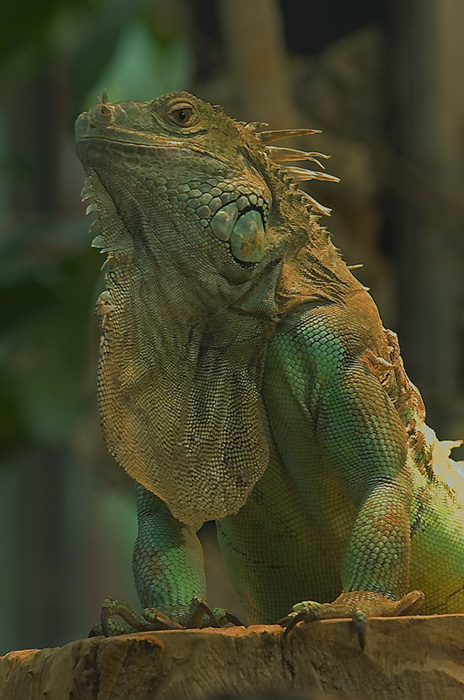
[2,615,464,699]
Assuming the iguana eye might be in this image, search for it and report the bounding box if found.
[170,105,195,126]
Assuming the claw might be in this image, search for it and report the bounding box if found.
[93,595,247,636]
[281,610,309,638]
[101,607,110,637]
[396,589,425,615]
[224,611,246,626]
[191,597,245,628]
[352,609,368,651]
[195,598,221,628]
[143,609,184,630]
[279,590,425,649]
[100,596,151,636]
[98,596,186,635]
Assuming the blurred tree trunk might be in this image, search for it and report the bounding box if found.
[217,0,299,126]
[390,0,464,439]
[2,72,69,653]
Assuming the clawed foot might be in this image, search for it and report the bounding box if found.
[89,596,245,637]
[278,589,424,650]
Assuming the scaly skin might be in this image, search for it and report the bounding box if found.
[75,91,464,639]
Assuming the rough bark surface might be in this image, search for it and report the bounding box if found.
[1,615,464,700]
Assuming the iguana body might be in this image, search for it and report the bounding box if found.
[75,91,464,633]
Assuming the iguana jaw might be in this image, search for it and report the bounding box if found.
[75,98,286,290]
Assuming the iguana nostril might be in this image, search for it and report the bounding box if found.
[99,104,112,119]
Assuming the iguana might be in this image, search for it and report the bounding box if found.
[75,90,464,644]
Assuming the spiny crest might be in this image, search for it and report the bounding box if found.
[96,88,109,105]
[244,122,339,217]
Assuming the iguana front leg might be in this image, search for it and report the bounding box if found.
[277,312,424,643]
[91,484,237,636]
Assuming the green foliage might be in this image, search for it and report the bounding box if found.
[0,0,193,459]
[1,0,193,110]
[82,19,193,106]
[0,220,101,450]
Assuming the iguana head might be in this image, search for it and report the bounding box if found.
[75,91,339,526]
[75,90,336,296]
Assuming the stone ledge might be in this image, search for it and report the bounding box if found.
[1,615,464,700]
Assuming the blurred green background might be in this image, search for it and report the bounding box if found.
[1,0,464,654]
